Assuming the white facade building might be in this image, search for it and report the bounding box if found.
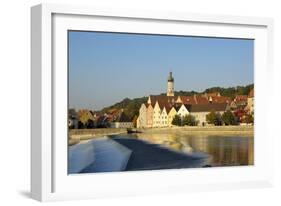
[153,101,162,127]
[137,103,147,128]
[160,107,168,127]
[177,104,190,118]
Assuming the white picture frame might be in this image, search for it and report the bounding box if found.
[31,3,274,202]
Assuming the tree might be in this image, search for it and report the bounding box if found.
[206,110,222,126]
[86,119,95,128]
[101,97,147,121]
[242,114,254,124]
[132,115,138,128]
[222,110,236,125]
[172,115,182,126]
[78,121,85,129]
[203,84,254,99]
[78,109,94,125]
[182,114,197,126]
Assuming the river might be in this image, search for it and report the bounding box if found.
[112,132,254,167]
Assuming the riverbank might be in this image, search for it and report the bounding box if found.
[69,125,253,145]
[137,125,254,136]
[69,128,127,141]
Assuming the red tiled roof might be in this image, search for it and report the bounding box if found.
[179,96,197,105]
[205,92,221,97]
[189,103,228,112]
[179,95,209,105]
[195,96,209,104]
[148,94,230,112]
[164,105,173,113]
[210,96,231,104]
[149,95,178,107]
[157,101,175,113]
[144,103,150,107]
[235,95,248,101]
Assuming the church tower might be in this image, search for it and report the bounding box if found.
[167,72,174,96]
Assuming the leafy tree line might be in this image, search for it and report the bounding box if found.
[206,110,253,126]
[172,110,253,127]
[101,96,147,120]
[204,84,254,99]
[160,90,199,96]
[161,84,254,99]
[172,114,198,126]
[206,110,236,125]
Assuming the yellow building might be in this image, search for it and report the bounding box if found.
[168,107,178,127]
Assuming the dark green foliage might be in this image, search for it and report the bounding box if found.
[206,110,222,126]
[101,96,147,120]
[132,115,138,128]
[182,114,197,126]
[222,110,236,125]
[86,119,95,128]
[78,121,85,129]
[160,90,199,96]
[204,84,254,99]
[172,115,182,126]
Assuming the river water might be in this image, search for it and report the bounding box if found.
[118,133,254,167]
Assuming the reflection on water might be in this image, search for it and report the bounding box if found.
[129,133,254,167]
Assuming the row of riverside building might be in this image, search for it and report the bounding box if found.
[136,72,254,128]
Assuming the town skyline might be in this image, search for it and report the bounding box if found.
[69,82,254,111]
[69,31,253,110]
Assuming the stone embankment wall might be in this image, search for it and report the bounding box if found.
[138,125,254,136]
[69,128,127,140]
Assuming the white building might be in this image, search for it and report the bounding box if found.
[189,103,228,126]
[153,101,162,127]
[177,104,190,118]
[137,103,147,128]
[160,107,168,127]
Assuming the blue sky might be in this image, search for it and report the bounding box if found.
[68,31,253,110]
